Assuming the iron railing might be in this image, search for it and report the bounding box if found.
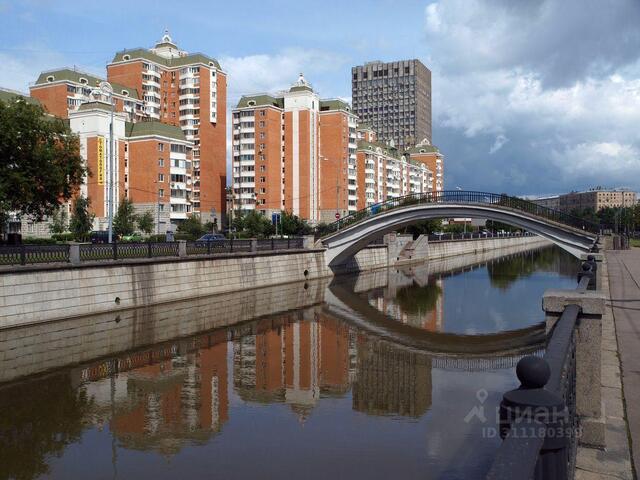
[317,191,601,236]
[0,238,306,267]
[486,260,598,480]
[0,244,70,266]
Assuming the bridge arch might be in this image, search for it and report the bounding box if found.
[320,199,598,266]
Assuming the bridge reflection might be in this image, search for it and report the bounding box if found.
[0,244,572,478]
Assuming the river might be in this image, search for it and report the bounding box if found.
[0,244,580,479]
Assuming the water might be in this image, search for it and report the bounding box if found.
[0,245,579,480]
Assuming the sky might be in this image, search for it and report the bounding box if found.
[1,0,639,196]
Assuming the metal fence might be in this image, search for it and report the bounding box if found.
[0,244,70,266]
[486,257,599,480]
[317,191,601,236]
[0,237,305,267]
[427,232,535,242]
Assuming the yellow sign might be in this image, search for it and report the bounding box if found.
[97,136,105,185]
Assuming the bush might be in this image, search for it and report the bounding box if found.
[22,237,58,245]
[52,232,76,242]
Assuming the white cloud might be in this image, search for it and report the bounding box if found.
[424,0,640,193]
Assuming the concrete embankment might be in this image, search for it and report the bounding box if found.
[0,236,547,328]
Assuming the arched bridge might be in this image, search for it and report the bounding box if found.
[317,191,599,266]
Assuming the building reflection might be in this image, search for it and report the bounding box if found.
[79,330,229,455]
[233,312,354,421]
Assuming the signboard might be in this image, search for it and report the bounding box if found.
[335,212,340,220]
[271,213,281,225]
[96,136,105,186]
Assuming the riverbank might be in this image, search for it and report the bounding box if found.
[0,235,549,328]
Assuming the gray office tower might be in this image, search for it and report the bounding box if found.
[352,59,431,150]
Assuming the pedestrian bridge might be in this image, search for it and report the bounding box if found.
[318,191,599,266]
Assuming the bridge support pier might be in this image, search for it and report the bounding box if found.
[543,289,606,448]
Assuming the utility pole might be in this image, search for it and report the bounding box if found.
[99,82,115,244]
[156,184,161,235]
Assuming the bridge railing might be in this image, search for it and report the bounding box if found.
[486,256,600,480]
[317,191,601,237]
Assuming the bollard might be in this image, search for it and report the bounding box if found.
[499,356,569,479]
[577,262,596,290]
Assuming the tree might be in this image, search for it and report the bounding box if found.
[177,215,206,239]
[137,211,155,235]
[113,198,137,236]
[49,207,68,234]
[279,211,311,236]
[0,97,86,227]
[232,210,274,238]
[69,196,94,241]
[403,219,442,238]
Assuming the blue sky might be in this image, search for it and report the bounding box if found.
[1,0,639,196]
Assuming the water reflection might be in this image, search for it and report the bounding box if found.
[0,244,579,480]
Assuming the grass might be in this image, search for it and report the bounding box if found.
[630,238,640,248]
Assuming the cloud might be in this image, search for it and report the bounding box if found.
[424,0,640,194]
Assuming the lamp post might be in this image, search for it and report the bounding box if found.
[99,82,115,243]
[455,186,467,234]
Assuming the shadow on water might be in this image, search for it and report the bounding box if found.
[0,244,580,480]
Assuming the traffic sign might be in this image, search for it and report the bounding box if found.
[335,212,340,220]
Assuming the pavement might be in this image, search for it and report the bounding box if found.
[575,250,636,480]
[607,249,640,477]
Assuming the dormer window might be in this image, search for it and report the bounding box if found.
[420,149,425,153]
[123,54,130,61]
[248,100,256,107]
[79,77,88,85]
[121,90,129,97]
[209,62,215,67]
[46,75,55,82]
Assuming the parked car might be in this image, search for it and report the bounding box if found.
[90,231,110,244]
[121,232,143,242]
[196,233,225,242]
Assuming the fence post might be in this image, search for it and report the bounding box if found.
[69,244,81,265]
[207,241,211,255]
[112,242,118,260]
[250,239,258,253]
[147,241,153,258]
[499,355,569,479]
[20,244,26,265]
[230,237,234,253]
[287,238,291,249]
[271,238,274,250]
[178,240,187,258]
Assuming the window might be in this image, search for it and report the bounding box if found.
[159,189,164,198]
[259,121,265,127]
[260,176,266,183]
[158,173,164,182]
[158,143,164,152]
[260,165,266,172]
[259,132,265,139]
[260,110,266,117]
[158,158,164,167]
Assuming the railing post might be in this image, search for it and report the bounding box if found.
[69,243,81,265]
[271,238,274,250]
[250,239,258,253]
[147,241,153,258]
[499,356,569,479]
[113,242,118,260]
[20,244,26,265]
[178,240,187,258]
[230,238,234,252]
[207,241,211,255]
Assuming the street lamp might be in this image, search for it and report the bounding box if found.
[99,81,115,243]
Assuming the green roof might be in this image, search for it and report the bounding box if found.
[236,94,284,109]
[34,68,139,99]
[319,99,351,112]
[111,48,221,69]
[357,140,400,159]
[289,84,313,93]
[0,88,41,106]
[77,101,112,112]
[357,122,373,130]
[404,144,440,155]
[125,121,187,141]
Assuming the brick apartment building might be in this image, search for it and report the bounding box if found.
[232,75,441,223]
[24,32,226,231]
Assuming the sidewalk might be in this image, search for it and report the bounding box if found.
[605,249,640,477]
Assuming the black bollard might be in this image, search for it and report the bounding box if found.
[499,356,569,480]
[578,262,596,290]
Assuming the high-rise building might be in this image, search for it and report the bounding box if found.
[107,32,227,224]
[233,75,436,223]
[352,59,432,151]
[28,32,226,227]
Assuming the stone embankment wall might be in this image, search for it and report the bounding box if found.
[0,236,548,328]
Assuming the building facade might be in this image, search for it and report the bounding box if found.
[352,59,432,151]
[26,32,225,228]
[559,189,637,212]
[232,75,436,224]
[404,138,444,192]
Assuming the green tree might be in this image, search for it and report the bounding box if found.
[137,210,155,235]
[279,211,311,236]
[0,97,86,227]
[113,198,137,237]
[177,215,206,239]
[49,207,68,234]
[69,196,94,241]
[232,210,274,238]
[402,219,442,238]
